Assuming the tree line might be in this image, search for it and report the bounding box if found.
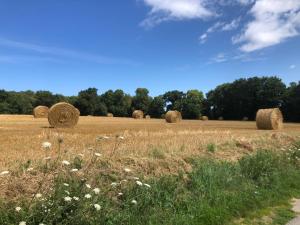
[0,76,299,122]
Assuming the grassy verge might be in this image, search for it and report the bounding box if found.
[234,203,296,225]
[1,142,300,225]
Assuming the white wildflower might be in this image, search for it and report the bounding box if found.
[144,183,151,188]
[118,192,124,197]
[94,153,102,157]
[131,200,137,205]
[62,160,70,166]
[85,194,92,199]
[85,184,91,189]
[42,142,51,149]
[39,223,45,225]
[93,188,100,194]
[35,193,42,198]
[15,207,22,212]
[64,196,72,202]
[136,181,143,186]
[19,222,26,225]
[124,168,132,173]
[27,167,34,171]
[94,204,101,211]
[111,182,118,187]
[73,196,80,201]
[70,168,79,172]
[63,183,69,187]
[0,171,9,176]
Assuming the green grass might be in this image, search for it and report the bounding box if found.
[1,143,300,225]
[235,203,296,225]
[206,143,217,153]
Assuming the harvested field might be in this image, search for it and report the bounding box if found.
[0,115,300,172]
[1,115,300,221]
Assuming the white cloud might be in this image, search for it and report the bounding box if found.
[199,18,240,44]
[222,18,240,31]
[0,38,138,66]
[236,0,255,5]
[234,0,300,52]
[199,33,208,44]
[290,64,296,69]
[140,0,214,28]
[211,53,228,63]
[211,0,255,6]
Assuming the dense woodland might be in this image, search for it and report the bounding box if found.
[0,76,299,122]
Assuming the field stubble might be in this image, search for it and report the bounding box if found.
[0,115,300,200]
[0,115,300,170]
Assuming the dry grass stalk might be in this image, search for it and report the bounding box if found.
[33,106,49,118]
[165,110,182,123]
[132,110,144,119]
[48,102,79,128]
[256,108,283,130]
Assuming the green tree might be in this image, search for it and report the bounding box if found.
[132,88,152,114]
[148,96,165,118]
[181,90,204,119]
[283,82,300,122]
[206,77,286,120]
[101,89,132,117]
[34,91,64,107]
[74,88,107,116]
[163,90,184,111]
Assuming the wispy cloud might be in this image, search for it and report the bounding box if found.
[233,0,300,52]
[211,53,228,63]
[0,54,62,64]
[209,51,266,64]
[0,38,139,66]
[289,64,296,70]
[140,0,214,28]
[199,18,240,44]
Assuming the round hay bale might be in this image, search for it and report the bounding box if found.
[218,116,224,121]
[165,110,182,123]
[33,106,49,118]
[256,108,283,130]
[75,108,80,116]
[48,102,79,128]
[242,116,249,121]
[201,116,209,121]
[107,113,114,117]
[145,115,151,119]
[132,110,144,119]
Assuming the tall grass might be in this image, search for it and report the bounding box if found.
[1,143,300,225]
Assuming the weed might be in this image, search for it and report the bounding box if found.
[206,143,217,153]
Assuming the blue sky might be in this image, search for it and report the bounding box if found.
[0,0,299,96]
